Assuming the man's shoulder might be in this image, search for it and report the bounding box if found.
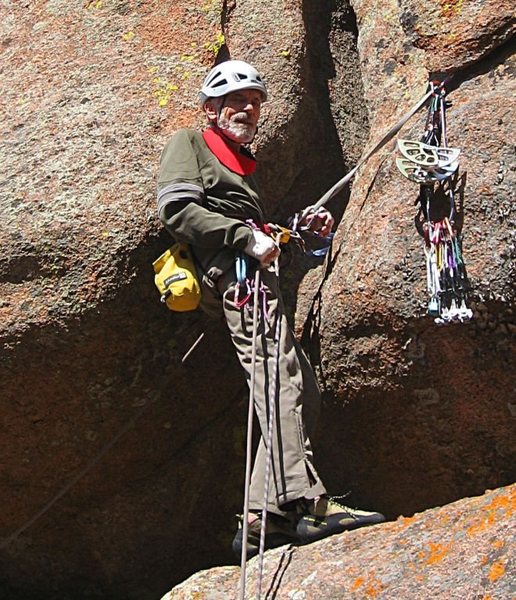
[162,128,207,154]
[169,127,203,143]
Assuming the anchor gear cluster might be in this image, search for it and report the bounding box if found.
[395,81,472,324]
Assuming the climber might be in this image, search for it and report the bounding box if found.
[156,59,385,559]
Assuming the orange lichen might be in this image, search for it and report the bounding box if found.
[425,542,452,565]
[467,491,515,537]
[488,560,506,583]
[351,576,365,591]
[438,514,451,527]
[350,574,385,597]
[365,577,384,598]
[398,515,417,528]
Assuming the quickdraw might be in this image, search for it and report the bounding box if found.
[234,252,252,308]
[423,215,472,324]
[396,81,472,324]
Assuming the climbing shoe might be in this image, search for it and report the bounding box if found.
[232,512,299,560]
[297,495,385,544]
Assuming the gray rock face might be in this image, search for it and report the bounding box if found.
[164,485,516,599]
[0,0,514,598]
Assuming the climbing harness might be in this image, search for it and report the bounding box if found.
[234,221,304,313]
[395,81,472,324]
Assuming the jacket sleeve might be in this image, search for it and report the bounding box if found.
[157,130,253,250]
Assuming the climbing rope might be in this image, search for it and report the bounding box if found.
[237,228,294,600]
[292,82,439,224]
[238,267,262,600]
[256,242,283,600]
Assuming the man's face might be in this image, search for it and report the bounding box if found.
[212,89,262,144]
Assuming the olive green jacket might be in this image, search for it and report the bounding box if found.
[157,128,266,281]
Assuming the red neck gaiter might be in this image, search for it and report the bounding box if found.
[202,127,257,176]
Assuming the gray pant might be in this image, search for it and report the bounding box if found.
[219,266,327,516]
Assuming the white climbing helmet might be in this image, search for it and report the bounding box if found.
[199,60,268,105]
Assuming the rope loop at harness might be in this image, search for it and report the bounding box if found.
[233,252,270,319]
[233,220,303,312]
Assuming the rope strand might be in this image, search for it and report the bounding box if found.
[238,268,262,600]
[256,257,282,599]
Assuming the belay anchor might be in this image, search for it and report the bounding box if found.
[396,81,472,324]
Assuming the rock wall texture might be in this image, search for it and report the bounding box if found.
[302,0,515,519]
[163,484,516,599]
[0,1,514,599]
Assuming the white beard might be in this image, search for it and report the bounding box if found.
[217,112,256,144]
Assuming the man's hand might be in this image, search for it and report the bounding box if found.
[244,230,280,267]
[299,206,334,237]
